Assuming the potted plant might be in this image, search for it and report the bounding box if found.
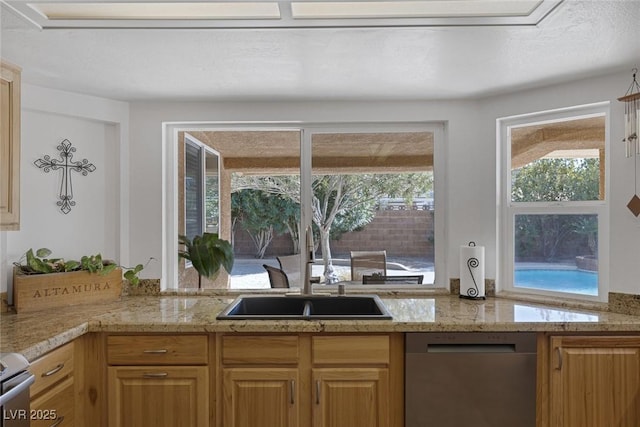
[178,233,234,289]
[13,248,147,312]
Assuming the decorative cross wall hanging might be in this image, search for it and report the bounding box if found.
[34,139,96,214]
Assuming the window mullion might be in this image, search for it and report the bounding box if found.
[201,145,209,236]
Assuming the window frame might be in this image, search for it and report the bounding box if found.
[498,102,610,302]
[182,133,220,267]
[163,121,446,291]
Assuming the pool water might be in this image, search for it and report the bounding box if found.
[514,269,598,296]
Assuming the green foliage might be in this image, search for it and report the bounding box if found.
[178,233,234,287]
[15,248,148,286]
[232,172,433,281]
[511,158,600,260]
[233,173,433,239]
[232,189,298,258]
[232,190,292,236]
[512,158,600,202]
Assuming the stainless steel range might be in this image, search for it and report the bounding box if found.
[0,353,35,427]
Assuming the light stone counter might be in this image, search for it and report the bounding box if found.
[1,295,639,362]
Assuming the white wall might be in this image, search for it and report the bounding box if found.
[5,70,637,298]
[129,70,639,294]
[0,84,129,300]
[128,99,490,283]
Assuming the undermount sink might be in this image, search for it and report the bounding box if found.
[216,295,392,320]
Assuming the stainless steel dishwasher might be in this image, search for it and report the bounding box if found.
[405,332,537,427]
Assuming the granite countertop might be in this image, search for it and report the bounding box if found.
[1,295,640,362]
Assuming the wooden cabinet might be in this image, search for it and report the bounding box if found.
[311,335,392,427]
[31,377,75,427]
[30,341,75,427]
[312,368,389,427]
[220,335,302,427]
[106,334,210,427]
[219,334,402,427]
[222,368,300,427]
[548,335,640,427]
[0,60,20,230]
[108,366,208,427]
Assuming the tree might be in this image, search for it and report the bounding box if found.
[231,190,294,258]
[512,158,599,202]
[234,173,433,282]
[512,158,600,261]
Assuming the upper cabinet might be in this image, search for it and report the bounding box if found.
[1,60,21,230]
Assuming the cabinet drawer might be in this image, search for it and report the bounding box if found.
[107,335,208,365]
[30,341,74,398]
[312,335,390,365]
[31,376,75,427]
[222,335,299,364]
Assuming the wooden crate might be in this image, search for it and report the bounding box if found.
[13,267,122,313]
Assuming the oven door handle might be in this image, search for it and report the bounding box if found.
[0,373,35,407]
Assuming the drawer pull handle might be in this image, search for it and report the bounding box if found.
[143,349,168,354]
[315,380,320,405]
[143,372,168,378]
[42,363,65,377]
[50,415,65,427]
[290,380,295,405]
[555,347,563,370]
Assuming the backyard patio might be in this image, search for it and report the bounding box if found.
[229,255,435,289]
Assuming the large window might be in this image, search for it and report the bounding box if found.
[310,129,436,287]
[499,104,609,301]
[167,122,443,290]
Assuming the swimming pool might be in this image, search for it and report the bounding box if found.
[514,269,598,296]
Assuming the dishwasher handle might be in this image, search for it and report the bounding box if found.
[406,332,538,354]
[426,344,517,353]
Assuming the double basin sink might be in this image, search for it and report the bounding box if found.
[216,294,392,320]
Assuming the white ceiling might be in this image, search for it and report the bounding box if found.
[1,0,639,102]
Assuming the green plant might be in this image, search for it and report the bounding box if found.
[14,248,147,286]
[178,233,234,289]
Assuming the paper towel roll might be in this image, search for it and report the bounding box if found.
[460,242,485,298]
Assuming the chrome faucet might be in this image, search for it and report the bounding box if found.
[302,226,315,296]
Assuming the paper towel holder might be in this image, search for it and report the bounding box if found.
[459,241,486,300]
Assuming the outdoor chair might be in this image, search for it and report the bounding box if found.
[362,274,424,284]
[263,264,290,288]
[350,250,387,281]
[277,254,321,287]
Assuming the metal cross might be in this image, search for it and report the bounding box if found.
[34,139,96,214]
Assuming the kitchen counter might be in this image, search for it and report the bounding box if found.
[1,294,639,361]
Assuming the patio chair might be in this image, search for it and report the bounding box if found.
[350,250,387,281]
[263,264,290,288]
[362,274,424,284]
[277,254,321,287]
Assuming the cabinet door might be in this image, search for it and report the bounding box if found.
[550,336,640,427]
[312,368,389,427]
[108,366,208,427]
[222,368,299,427]
[0,60,20,230]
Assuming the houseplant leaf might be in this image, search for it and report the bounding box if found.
[178,233,234,288]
